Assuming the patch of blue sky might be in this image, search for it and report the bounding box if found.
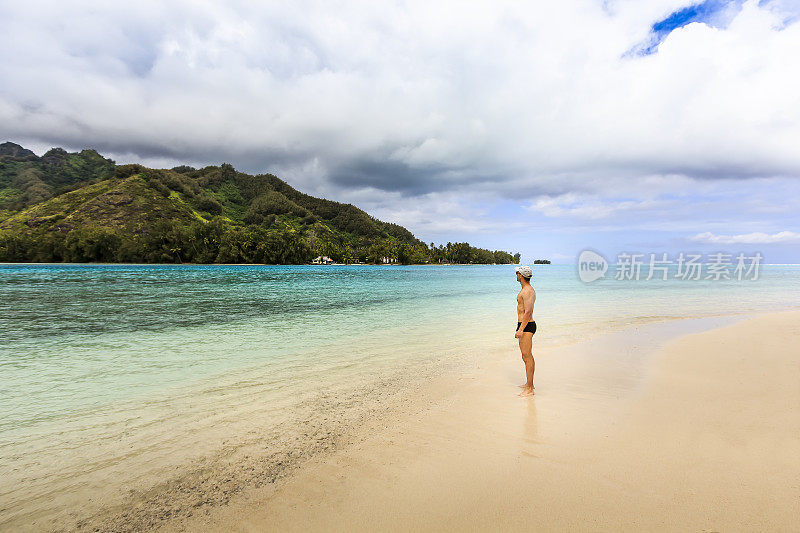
[627,0,746,57]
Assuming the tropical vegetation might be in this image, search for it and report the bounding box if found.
[0,142,520,265]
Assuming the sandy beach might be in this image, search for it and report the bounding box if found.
[4,308,799,532]
[160,310,800,532]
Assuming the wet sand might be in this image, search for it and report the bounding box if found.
[165,311,800,532]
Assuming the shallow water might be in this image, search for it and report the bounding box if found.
[3,262,800,438]
[1,263,799,528]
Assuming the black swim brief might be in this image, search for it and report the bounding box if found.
[516,320,537,335]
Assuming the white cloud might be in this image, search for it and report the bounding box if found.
[343,189,527,238]
[527,193,671,219]
[689,230,800,244]
[1,0,799,197]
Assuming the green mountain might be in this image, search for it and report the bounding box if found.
[0,142,519,264]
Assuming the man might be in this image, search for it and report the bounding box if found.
[515,265,536,397]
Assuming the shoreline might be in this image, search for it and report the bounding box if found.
[163,310,800,532]
[3,309,798,531]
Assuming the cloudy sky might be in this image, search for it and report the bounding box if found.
[2,0,799,262]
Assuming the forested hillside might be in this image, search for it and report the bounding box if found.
[0,142,519,264]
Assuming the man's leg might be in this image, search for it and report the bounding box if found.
[519,348,535,389]
[518,332,535,397]
[518,338,535,389]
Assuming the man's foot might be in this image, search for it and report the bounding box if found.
[518,387,535,397]
[518,384,535,389]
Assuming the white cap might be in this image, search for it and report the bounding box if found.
[515,265,532,278]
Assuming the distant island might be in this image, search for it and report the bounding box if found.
[0,142,519,265]
[533,259,550,264]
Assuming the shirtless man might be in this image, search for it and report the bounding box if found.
[514,265,536,397]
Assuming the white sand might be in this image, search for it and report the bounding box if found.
[169,311,800,532]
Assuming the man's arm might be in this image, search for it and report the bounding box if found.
[515,290,535,338]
